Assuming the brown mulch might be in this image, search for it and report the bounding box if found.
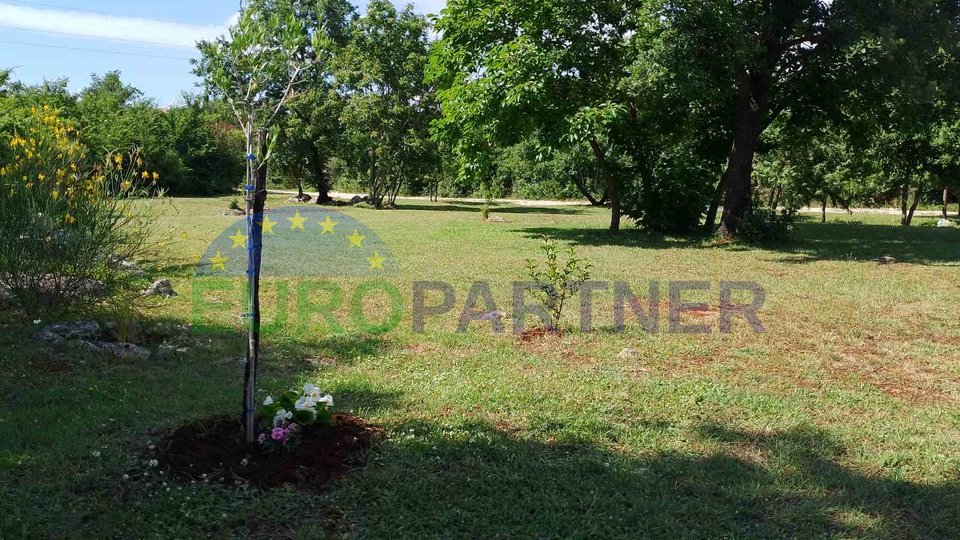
[152,414,381,491]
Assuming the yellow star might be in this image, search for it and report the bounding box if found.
[346,229,365,249]
[258,215,277,235]
[210,250,229,271]
[368,251,385,270]
[318,215,338,235]
[229,229,248,249]
[288,210,307,231]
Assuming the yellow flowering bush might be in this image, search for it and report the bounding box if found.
[0,106,159,315]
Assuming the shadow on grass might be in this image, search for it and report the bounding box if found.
[338,420,959,538]
[763,221,960,265]
[396,201,588,215]
[519,225,709,249]
[520,220,960,265]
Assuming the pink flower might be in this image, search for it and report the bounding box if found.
[271,427,287,442]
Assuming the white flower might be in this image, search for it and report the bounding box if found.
[295,396,317,412]
[91,451,101,458]
[273,408,293,426]
[320,394,334,407]
[148,459,158,468]
[303,383,319,396]
[33,319,41,325]
[263,396,273,406]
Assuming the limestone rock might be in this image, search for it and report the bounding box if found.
[143,279,177,298]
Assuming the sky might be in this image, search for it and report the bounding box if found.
[0,0,446,106]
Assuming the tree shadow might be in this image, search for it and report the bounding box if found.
[760,221,960,265]
[396,201,588,215]
[519,226,709,249]
[338,420,959,538]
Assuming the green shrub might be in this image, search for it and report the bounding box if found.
[0,106,157,316]
[738,206,796,244]
[525,237,592,329]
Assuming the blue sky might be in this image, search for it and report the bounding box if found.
[0,0,446,106]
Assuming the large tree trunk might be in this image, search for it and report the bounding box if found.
[588,138,620,232]
[311,148,333,204]
[242,129,269,445]
[718,73,771,237]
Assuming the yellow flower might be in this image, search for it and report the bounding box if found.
[121,181,133,191]
[65,214,76,225]
[25,182,33,189]
[136,158,144,168]
[152,171,160,181]
[113,154,123,165]
[69,163,77,172]
[141,171,150,179]
[37,173,45,181]
[52,190,60,200]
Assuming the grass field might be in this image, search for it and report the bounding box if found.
[2,196,959,538]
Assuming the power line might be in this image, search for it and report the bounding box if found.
[0,38,194,60]
[0,0,230,29]
[0,22,209,48]
[0,23,207,48]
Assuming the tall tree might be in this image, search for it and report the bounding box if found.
[195,0,319,443]
[335,0,437,208]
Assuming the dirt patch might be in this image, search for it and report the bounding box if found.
[151,414,381,491]
[834,341,958,404]
[517,326,562,343]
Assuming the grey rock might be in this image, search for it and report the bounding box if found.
[487,216,507,223]
[38,320,102,344]
[288,194,313,203]
[479,310,507,322]
[875,256,898,265]
[221,209,246,216]
[110,255,145,275]
[80,341,151,361]
[617,348,639,361]
[143,279,177,298]
[937,219,955,228]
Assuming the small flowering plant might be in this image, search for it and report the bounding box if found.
[257,383,334,451]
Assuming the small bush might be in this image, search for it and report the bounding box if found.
[0,106,157,316]
[738,206,796,244]
[525,237,592,329]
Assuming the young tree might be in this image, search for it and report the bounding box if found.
[195,0,320,443]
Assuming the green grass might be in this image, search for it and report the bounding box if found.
[2,196,959,538]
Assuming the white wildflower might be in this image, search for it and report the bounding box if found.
[91,451,101,458]
[148,459,158,468]
[263,396,273,406]
[303,383,319,397]
[321,394,334,407]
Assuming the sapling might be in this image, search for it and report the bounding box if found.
[525,236,592,330]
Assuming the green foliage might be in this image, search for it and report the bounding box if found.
[737,207,796,245]
[524,237,592,329]
[334,0,438,208]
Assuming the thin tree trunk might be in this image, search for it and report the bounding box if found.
[943,188,949,219]
[588,137,620,232]
[572,174,606,206]
[821,198,828,223]
[904,185,920,227]
[242,128,269,445]
[718,73,770,237]
[704,173,726,232]
[900,182,910,225]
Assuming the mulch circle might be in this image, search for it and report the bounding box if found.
[152,414,381,491]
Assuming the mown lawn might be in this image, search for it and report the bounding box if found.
[1,196,959,538]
